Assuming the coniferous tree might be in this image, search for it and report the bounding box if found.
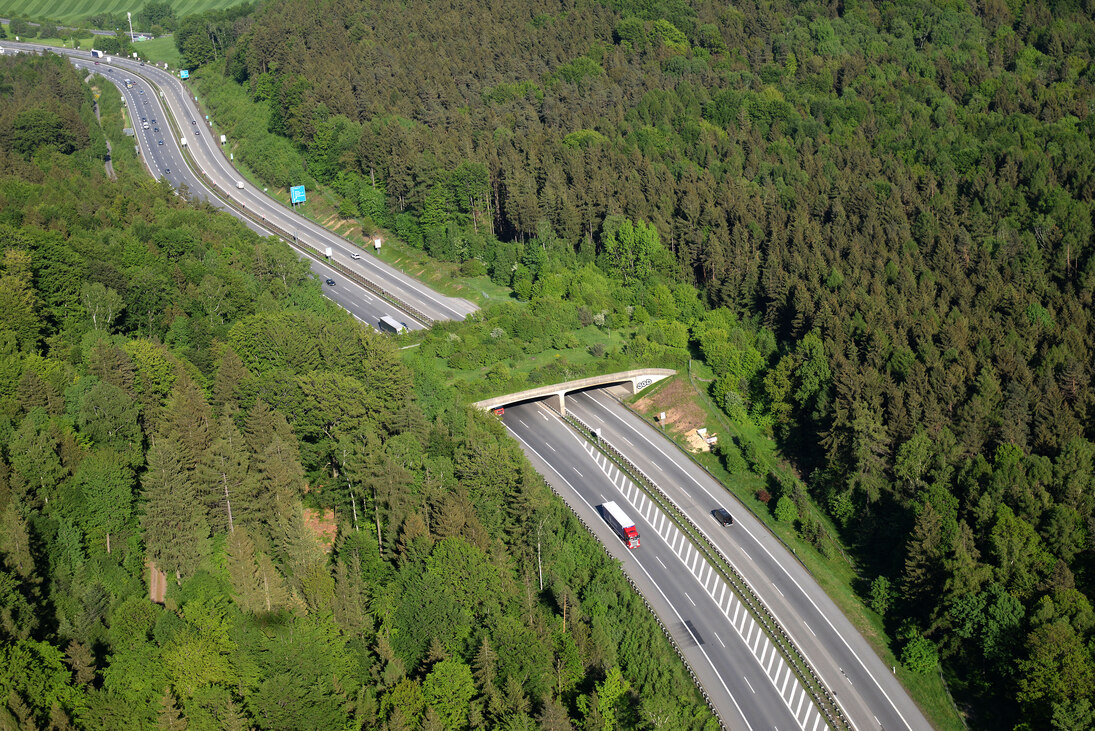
[196,414,255,534]
[157,378,213,474]
[157,687,187,731]
[225,526,288,614]
[140,441,210,583]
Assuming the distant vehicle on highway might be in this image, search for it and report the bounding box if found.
[325,278,336,286]
[492,407,505,417]
[378,315,407,334]
[712,507,734,526]
[158,140,164,145]
[164,168,170,174]
[350,252,361,260]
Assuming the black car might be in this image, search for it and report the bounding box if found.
[157,140,164,145]
[164,168,171,174]
[325,278,336,286]
[712,507,734,526]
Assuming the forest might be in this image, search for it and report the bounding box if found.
[0,54,715,730]
[158,0,1095,726]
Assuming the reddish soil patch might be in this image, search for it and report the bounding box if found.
[303,508,338,552]
[633,377,714,452]
[148,561,167,604]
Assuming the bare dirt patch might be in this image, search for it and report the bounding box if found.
[303,508,338,552]
[148,561,167,604]
[633,377,715,452]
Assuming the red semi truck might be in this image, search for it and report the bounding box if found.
[602,501,640,549]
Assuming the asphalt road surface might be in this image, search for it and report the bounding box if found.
[56,50,429,332]
[563,388,931,731]
[7,41,472,327]
[505,400,835,731]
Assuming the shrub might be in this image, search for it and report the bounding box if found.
[869,576,894,617]
[774,496,798,523]
[901,632,938,674]
[718,441,748,474]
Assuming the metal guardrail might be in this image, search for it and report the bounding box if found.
[123,64,435,328]
[201,178,436,328]
[561,408,849,730]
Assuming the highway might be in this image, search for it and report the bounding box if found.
[67,60,419,331]
[5,41,475,328]
[124,56,476,325]
[9,40,928,730]
[563,389,931,731]
[505,400,830,731]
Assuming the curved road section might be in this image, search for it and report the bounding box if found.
[8,42,476,326]
[505,401,820,730]
[58,54,426,331]
[564,389,931,731]
[10,41,928,730]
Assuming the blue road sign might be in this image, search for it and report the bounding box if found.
[290,185,307,204]
[180,69,189,79]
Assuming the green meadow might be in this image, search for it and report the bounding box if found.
[0,0,240,25]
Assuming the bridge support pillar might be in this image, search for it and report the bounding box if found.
[547,392,565,416]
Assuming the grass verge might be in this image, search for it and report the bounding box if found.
[132,35,180,66]
[417,324,630,397]
[91,73,139,174]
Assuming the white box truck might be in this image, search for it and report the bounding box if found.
[378,316,407,334]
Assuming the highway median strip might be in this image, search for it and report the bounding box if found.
[561,407,850,731]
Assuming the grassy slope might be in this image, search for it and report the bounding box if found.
[132,34,180,65]
[0,0,242,24]
[90,70,140,174]
[1,29,181,66]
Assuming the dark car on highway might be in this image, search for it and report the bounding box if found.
[325,278,336,286]
[712,507,734,526]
